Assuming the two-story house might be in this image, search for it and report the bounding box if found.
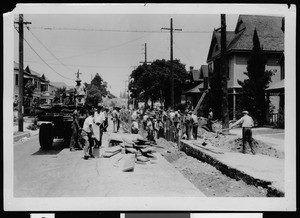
[206,15,284,120]
[14,62,57,113]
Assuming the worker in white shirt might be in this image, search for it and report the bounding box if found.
[94,104,105,148]
[82,110,95,159]
[112,107,120,133]
[230,110,255,154]
[131,118,139,134]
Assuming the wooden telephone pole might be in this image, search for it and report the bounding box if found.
[139,43,152,65]
[220,14,229,132]
[15,14,31,132]
[162,18,182,109]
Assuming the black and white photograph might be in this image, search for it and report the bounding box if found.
[3,4,296,211]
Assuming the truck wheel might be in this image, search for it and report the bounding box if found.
[39,123,54,149]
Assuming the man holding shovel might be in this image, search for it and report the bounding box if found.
[230,111,255,154]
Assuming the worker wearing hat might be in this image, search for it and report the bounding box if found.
[230,111,255,154]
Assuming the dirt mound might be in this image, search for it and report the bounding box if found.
[198,127,284,159]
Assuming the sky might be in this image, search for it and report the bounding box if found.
[14,12,239,97]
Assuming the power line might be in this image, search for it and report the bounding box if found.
[25,26,75,73]
[14,26,74,81]
[45,33,152,60]
[24,60,132,69]
[30,26,212,34]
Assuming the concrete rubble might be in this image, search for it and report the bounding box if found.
[101,136,159,172]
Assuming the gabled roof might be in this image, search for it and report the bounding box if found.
[230,15,284,51]
[200,65,208,78]
[207,31,236,61]
[207,15,284,62]
[191,69,201,82]
[25,66,41,77]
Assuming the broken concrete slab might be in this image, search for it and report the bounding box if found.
[123,154,135,172]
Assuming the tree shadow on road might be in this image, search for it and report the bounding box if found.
[31,139,67,155]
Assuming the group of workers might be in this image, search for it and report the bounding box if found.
[69,103,256,158]
[69,104,109,160]
[129,108,204,144]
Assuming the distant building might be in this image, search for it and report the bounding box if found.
[182,65,209,109]
[206,15,284,120]
[103,97,128,109]
[14,62,58,110]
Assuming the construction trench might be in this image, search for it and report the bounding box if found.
[97,120,284,197]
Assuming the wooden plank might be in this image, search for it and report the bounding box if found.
[133,144,148,149]
[136,155,149,162]
[102,150,121,158]
[105,145,122,153]
[122,138,134,145]
[140,147,155,154]
[123,142,134,148]
[125,147,137,154]
[123,154,135,172]
[135,160,147,165]
[193,90,208,114]
[143,153,157,159]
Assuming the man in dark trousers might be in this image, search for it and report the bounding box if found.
[230,111,255,154]
[81,110,95,159]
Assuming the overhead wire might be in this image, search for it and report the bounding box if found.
[30,26,213,34]
[14,25,74,81]
[25,25,76,72]
[47,33,153,60]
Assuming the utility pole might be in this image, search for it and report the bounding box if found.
[139,43,152,65]
[161,18,182,109]
[15,14,31,132]
[220,14,229,132]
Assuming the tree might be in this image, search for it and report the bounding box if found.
[129,59,189,109]
[237,29,274,126]
[85,73,108,107]
[54,87,66,103]
[23,79,36,107]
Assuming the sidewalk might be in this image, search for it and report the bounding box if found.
[180,138,284,196]
[13,117,39,142]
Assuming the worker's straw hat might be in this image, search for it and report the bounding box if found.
[242,110,249,114]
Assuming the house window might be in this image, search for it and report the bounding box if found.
[35,81,40,89]
[15,74,18,86]
[280,64,285,80]
[208,62,213,73]
[227,66,230,80]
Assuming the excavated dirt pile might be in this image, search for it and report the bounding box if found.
[197,127,284,159]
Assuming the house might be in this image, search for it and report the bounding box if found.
[14,62,58,111]
[206,15,284,120]
[182,65,209,109]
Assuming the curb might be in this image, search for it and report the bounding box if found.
[180,140,284,197]
[14,132,31,142]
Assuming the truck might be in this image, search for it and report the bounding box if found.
[36,104,80,149]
